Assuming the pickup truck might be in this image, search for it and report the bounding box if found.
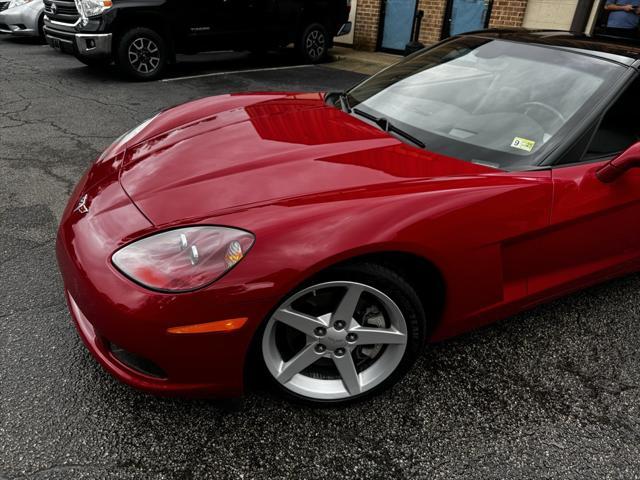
[43,0,352,80]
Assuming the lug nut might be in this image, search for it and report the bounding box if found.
[315,344,327,354]
[334,348,346,357]
[346,333,358,343]
[334,320,346,330]
[314,326,327,337]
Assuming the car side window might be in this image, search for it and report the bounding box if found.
[584,77,640,161]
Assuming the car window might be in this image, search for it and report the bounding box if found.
[584,77,640,161]
[347,37,626,170]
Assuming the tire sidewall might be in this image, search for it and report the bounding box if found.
[116,27,167,81]
[37,14,45,42]
[256,263,426,406]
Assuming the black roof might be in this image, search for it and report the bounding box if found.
[465,28,640,66]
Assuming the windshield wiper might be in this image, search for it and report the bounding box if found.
[352,108,426,149]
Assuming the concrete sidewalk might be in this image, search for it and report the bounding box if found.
[327,46,402,75]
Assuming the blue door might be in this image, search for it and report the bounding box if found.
[380,0,417,51]
[448,0,490,36]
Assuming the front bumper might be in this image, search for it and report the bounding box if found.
[0,0,44,36]
[44,21,111,57]
[56,171,275,398]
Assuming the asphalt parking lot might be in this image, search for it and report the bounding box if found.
[1,37,640,480]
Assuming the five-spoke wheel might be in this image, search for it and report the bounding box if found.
[261,264,426,404]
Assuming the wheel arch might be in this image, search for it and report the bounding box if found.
[296,3,333,40]
[308,251,447,333]
[242,248,447,395]
[111,11,175,61]
[245,249,447,365]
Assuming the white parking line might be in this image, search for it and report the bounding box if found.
[162,64,314,82]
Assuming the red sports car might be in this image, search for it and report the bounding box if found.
[57,30,640,405]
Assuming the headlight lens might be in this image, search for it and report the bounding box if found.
[112,227,255,292]
[8,0,34,8]
[75,0,112,19]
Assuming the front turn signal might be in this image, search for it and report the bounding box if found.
[167,317,248,335]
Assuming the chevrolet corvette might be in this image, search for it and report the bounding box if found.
[57,30,640,404]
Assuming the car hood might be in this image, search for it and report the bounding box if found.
[119,93,495,226]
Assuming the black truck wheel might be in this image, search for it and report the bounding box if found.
[116,27,168,81]
[297,23,329,63]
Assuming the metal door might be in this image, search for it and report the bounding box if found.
[380,0,417,52]
[446,0,491,37]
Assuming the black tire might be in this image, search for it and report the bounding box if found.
[297,22,329,63]
[257,262,427,406]
[37,14,45,43]
[116,27,167,81]
[75,55,112,69]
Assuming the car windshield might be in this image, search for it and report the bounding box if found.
[346,37,626,170]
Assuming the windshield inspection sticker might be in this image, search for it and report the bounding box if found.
[511,137,536,153]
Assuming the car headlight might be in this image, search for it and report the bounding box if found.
[112,227,255,292]
[7,0,34,8]
[74,0,112,19]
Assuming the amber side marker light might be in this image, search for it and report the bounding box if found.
[167,317,248,335]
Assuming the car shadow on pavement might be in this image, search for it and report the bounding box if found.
[2,35,46,46]
[168,49,316,78]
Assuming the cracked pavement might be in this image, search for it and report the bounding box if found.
[1,37,640,480]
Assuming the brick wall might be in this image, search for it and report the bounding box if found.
[353,0,383,50]
[417,0,448,44]
[353,0,529,52]
[489,0,528,28]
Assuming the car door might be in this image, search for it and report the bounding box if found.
[185,0,258,47]
[526,78,640,295]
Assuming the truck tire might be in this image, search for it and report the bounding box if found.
[116,27,168,81]
[37,14,45,42]
[297,23,329,64]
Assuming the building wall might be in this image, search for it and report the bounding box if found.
[353,0,383,50]
[336,0,358,44]
[417,0,448,44]
[489,0,528,28]
[353,0,530,51]
[522,0,578,30]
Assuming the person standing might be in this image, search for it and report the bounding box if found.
[604,0,640,38]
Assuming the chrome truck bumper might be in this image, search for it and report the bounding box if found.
[44,20,111,56]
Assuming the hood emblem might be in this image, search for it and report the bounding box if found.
[74,194,90,214]
[50,3,57,14]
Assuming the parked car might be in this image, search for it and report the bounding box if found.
[0,0,45,39]
[56,29,640,405]
[42,0,352,80]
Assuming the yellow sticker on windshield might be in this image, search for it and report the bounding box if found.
[511,137,536,153]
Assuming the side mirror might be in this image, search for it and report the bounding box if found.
[596,142,640,183]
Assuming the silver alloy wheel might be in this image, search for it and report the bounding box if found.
[262,281,409,400]
[305,29,326,61]
[128,37,160,74]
